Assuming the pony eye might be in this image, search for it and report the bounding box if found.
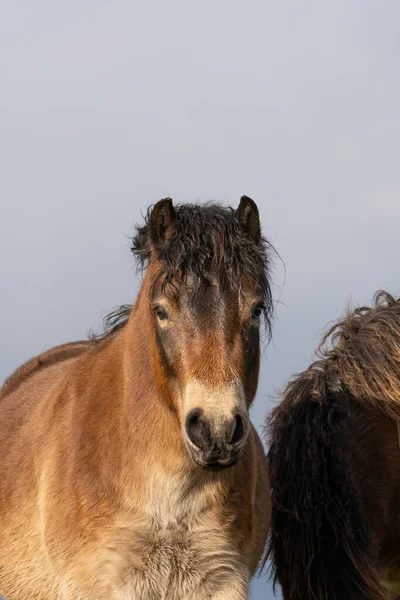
[251,303,265,320]
[154,306,168,321]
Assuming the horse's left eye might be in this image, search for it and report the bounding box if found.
[251,304,265,320]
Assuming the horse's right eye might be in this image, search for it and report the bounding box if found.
[154,306,168,321]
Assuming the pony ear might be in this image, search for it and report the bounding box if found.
[150,198,176,247]
[236,195,261,244]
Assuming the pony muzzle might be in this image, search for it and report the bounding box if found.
[182,380,249,469]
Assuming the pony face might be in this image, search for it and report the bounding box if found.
[149,268,265,469]
[133,196,273,470]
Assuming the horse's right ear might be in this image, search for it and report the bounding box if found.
[150,198,176,247]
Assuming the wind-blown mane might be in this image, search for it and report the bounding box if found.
[89,305,133,341]
[315,290,400,418]
[271,291,400,420]
[267,290,400,600]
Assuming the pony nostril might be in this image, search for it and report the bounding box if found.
[229,415,245,445]
[185,409,211,451]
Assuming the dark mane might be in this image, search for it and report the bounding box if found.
[316,290,400,417]
[266,290,400,599]
[132,202,274,334]
[89,305,133,341]
[270,290,400,410]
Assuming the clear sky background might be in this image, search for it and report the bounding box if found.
[1,2,400,598]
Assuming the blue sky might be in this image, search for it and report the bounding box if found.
[1,2,400,598]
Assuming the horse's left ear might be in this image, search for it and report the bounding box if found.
[150,197,176,247]
[236,195,261,244]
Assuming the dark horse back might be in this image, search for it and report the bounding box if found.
[267,369,386,600]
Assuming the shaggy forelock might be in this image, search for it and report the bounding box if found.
[131,202,274,331]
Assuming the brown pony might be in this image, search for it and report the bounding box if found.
[267,291,400,600]
[0,197,273,600]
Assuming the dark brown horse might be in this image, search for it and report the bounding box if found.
[267,291,400,600]
[0,197,273,600]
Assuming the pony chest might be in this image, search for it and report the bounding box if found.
[99,524,228,600]
[115,530,202,599]
[102,488,237,598]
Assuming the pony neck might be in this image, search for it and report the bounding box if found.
[123,268,174,405]
[117,269,187,469]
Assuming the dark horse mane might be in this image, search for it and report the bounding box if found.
[267,290,400,600]
[92,201,274,341]
[316,290,400,417]
[89,305,133,341]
